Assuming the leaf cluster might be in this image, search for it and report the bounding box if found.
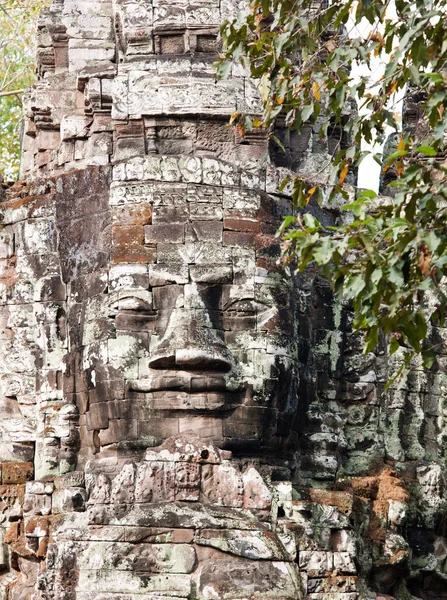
[0,0,50,179]
[216,0,447,378]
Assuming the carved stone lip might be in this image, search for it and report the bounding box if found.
[128,373,244,394]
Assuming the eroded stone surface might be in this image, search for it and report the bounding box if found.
[0,1,446,599]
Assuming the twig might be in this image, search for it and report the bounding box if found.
[0,88,25,97]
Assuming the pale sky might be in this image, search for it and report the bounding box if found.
[349,3,403,192]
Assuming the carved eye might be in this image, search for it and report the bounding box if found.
[110,297,153,312]
[224,298,258,313]
[224,299,272,319]
[109,296,156,333]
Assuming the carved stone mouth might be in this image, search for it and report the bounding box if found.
[127,373,243,394]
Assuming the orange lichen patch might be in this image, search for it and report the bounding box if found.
[308,489,354,515]
[0,266,20,289]
[0,484,26,502]
[338,467,409,544]
[375,468,408,503]
[340,468,408,504]
[3,328,15,340]
[112,224,145,246]
[1,193,54,214]
[346,475,378,499]
[4,522,20,544]
[1,462,34,485]
[368,499,389,542]
[111,245,157,264]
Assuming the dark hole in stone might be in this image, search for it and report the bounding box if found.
[201,449,209,460]
[72,493,84,510]
[56,307,67,341]
[277,507,285,517]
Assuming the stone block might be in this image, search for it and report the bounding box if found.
[86,403,109,431]
[145,223,185,244]
[98,419,138,446]
[185,222,223,242]
[189,203,223,221]
[195,528,287,560]
[242,467,272,510]
[111,245,157,264]
[112,203,153,226]
[23,490,52,517]
[152,205,189,224]
[190,264,232,283]
[112,224,145,246]
[223,231,256,248]
[197,560,300,599]
[61,115,92,140]
[76,568,192,595]
[299,551,333,575]
[149,264,189,286]
[1,462,34,485]
[333,552,357,574]
[224,217,260,232]
[109,263,150,290]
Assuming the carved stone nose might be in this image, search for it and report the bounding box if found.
[149,338,234,372]
[174,348,233,371]
[148,302,235,372]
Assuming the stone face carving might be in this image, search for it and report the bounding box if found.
[1,0,447,599]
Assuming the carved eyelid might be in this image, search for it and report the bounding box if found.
[109,297,153,311]
[224,298,269,312]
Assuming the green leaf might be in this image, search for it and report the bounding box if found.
[215,60,232,79]
[364,325,379,354]
[303,213,318,228]
[389,335,400,355]
[313,236,333,265]
[414,145,437,156]
[301,103,314,122]
[414,311,428,342]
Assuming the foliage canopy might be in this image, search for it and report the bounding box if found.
[217,0,447,383]
[0,0,49,179]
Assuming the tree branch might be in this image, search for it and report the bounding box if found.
[0,88,24,97]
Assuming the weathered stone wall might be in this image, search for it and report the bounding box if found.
[1,1,447,599]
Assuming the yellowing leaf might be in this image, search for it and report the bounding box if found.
[418,244,431,277]
[229,111,240,125]
[312,81,321,101]
[395,159,405,176]
[306,186,317,205]
[397,137,406,151]
[253,118,263,127]
[370,32,384,44]
[339,163,349,185]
